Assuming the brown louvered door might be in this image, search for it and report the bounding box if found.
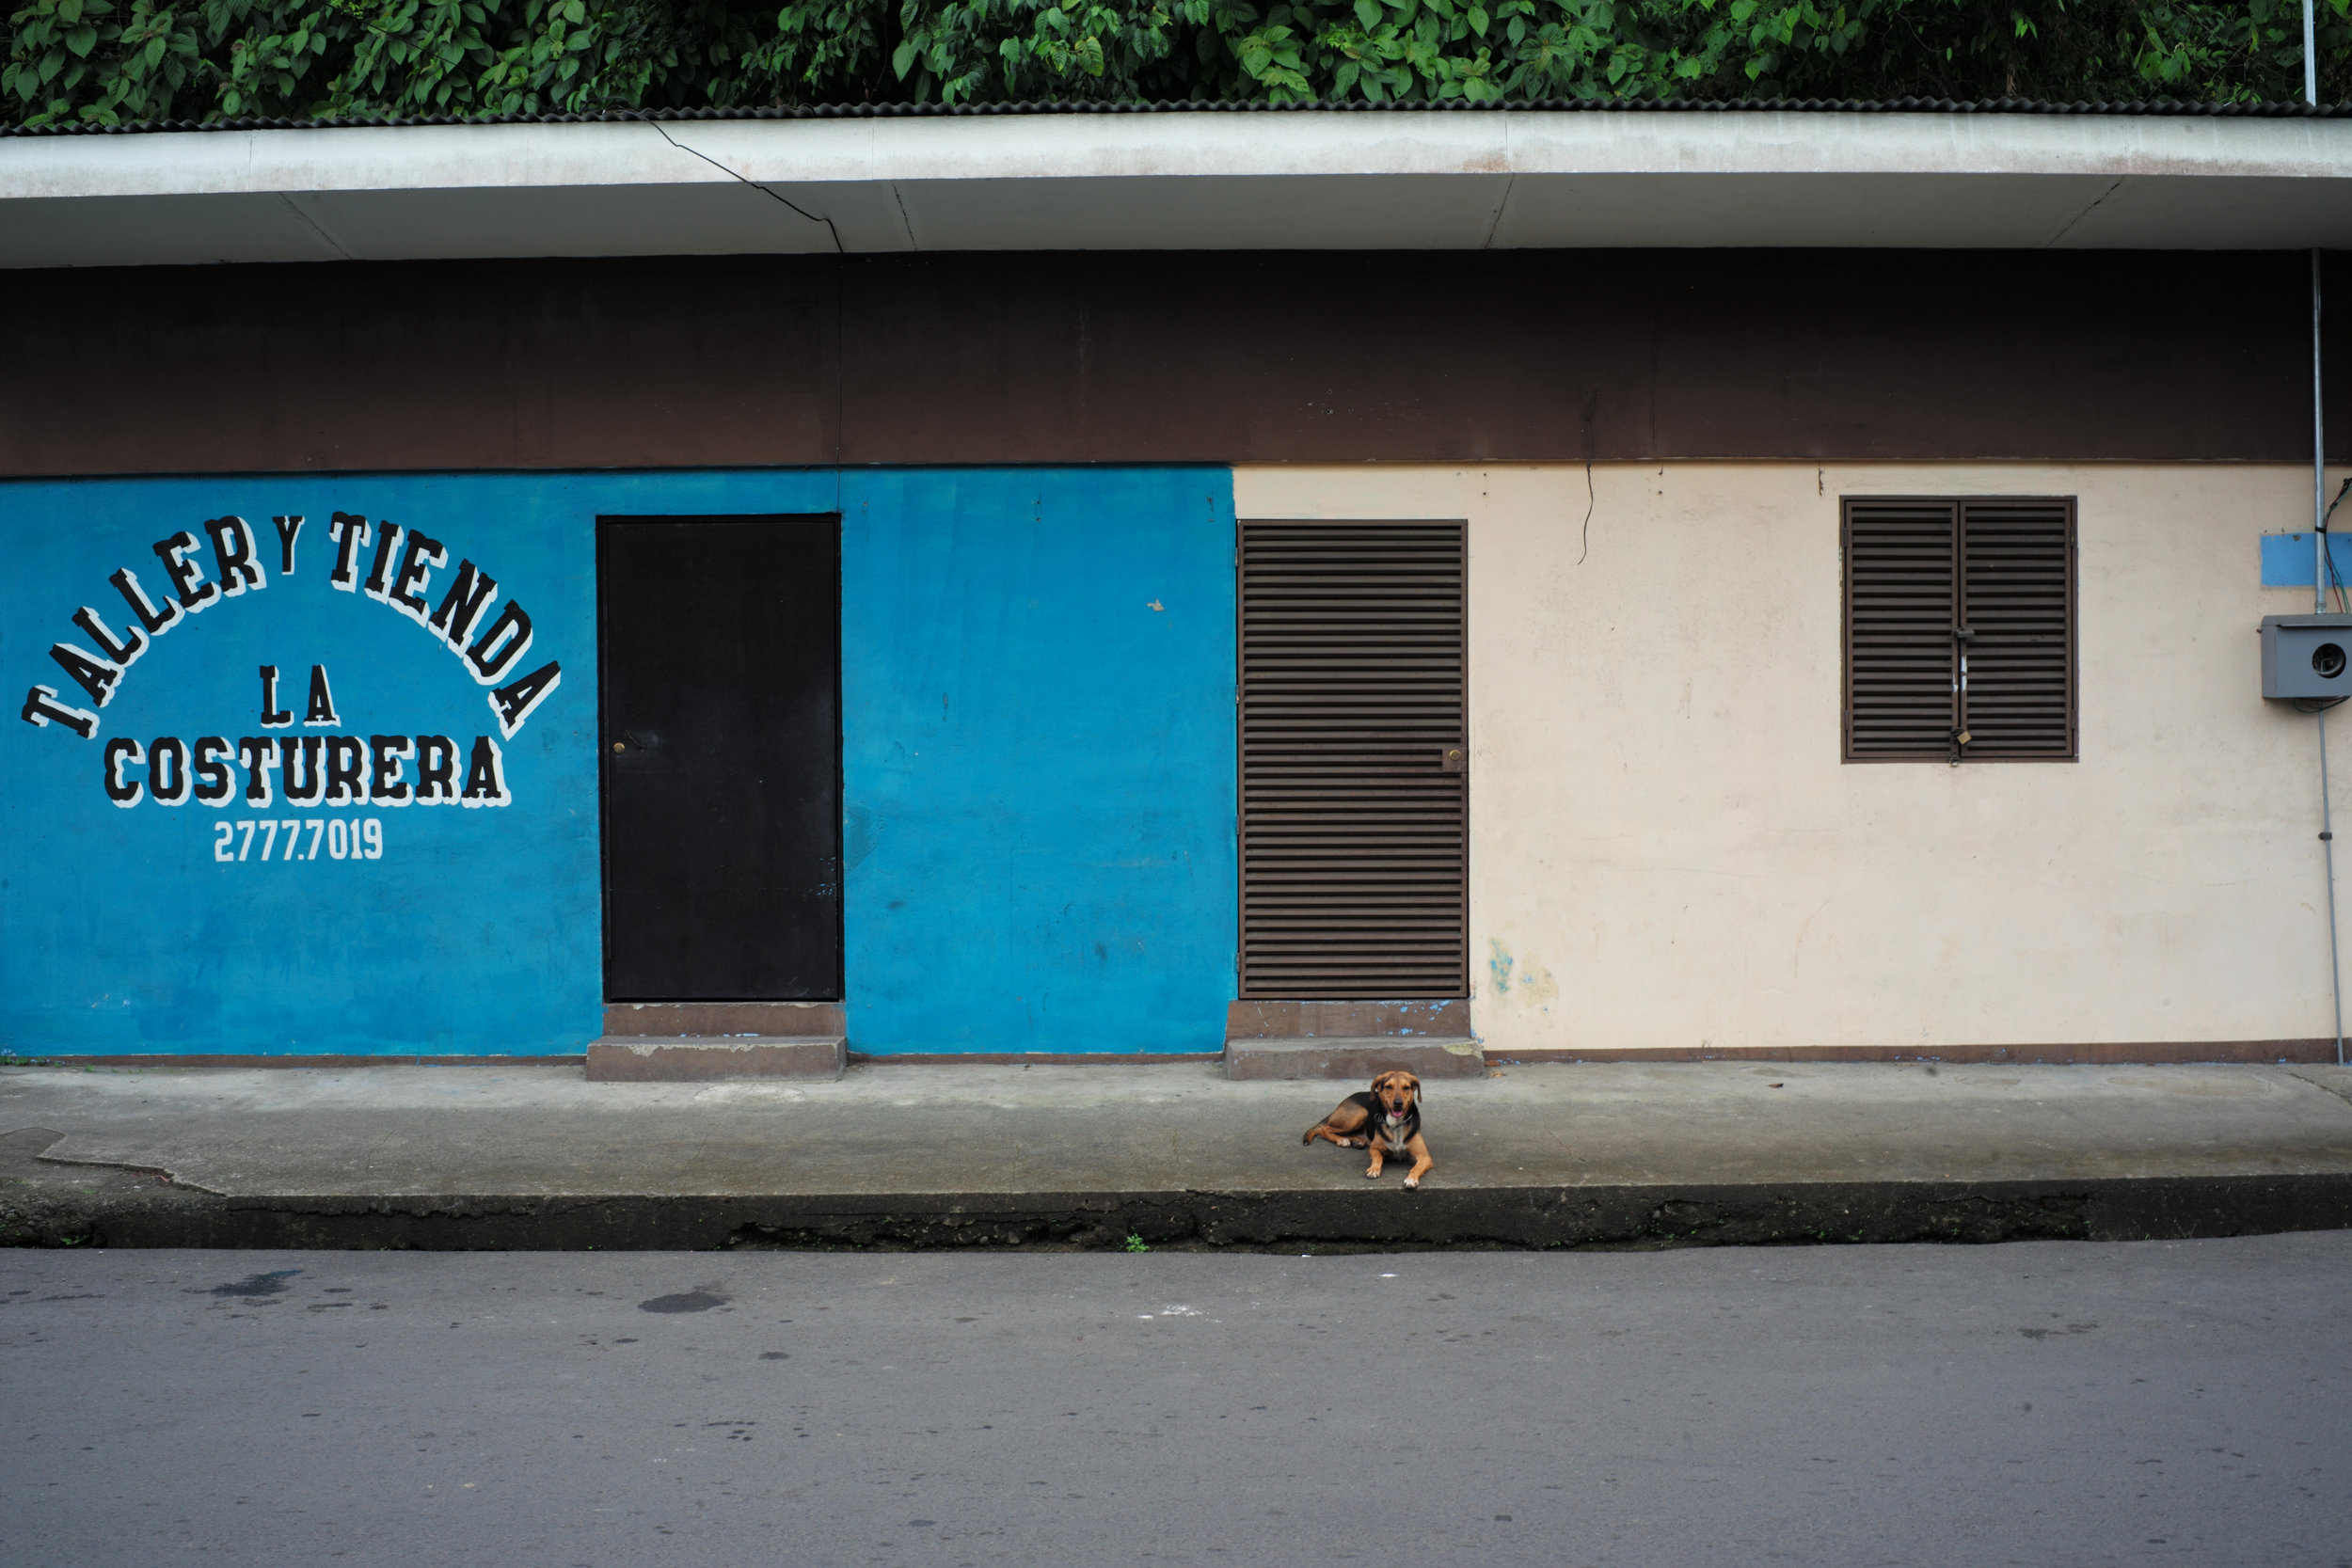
[1238,520,1469,998]
[1843,497,2075,763]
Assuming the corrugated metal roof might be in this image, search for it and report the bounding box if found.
[6,94,2349,137]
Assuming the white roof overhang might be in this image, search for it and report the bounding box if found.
[3,108,2348,267]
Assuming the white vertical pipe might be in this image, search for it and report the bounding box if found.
[2313,0,2344,1060]
[2309,0,2321,106]
[2325,711,2344,1066]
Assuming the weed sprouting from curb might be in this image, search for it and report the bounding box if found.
[1124,1233,1151,1253]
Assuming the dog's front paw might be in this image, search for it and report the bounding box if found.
[1363,1168,1380,1180]
[1403,1177,1420,1189]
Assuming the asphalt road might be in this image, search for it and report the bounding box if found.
[4,1236,2350,1568]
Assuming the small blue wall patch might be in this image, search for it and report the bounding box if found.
[2261,532,2352,589]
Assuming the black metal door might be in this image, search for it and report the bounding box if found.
[599,515,841,1001]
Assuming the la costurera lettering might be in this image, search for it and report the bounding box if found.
[17,512,561,743]
[101,732,508,809]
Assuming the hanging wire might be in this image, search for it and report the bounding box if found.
[2323,477,2352,614]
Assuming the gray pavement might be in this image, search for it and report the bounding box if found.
[5,1236,2351,1566]
[7,1060,2352,1250]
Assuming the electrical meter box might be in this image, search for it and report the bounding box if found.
[2262,613,2352,699]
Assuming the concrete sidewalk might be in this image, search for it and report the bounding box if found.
[7,1058,2352,1250]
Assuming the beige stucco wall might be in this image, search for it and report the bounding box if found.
[1232,463,2352,1053]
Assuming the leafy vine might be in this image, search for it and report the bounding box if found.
[8,0,2348,127]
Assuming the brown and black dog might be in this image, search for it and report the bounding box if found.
[1302,1070,1433,1188]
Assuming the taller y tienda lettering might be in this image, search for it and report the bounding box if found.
[18,513,561,743]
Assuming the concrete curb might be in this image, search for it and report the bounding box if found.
[8,1174,2352,1252]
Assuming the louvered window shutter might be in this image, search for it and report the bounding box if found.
[1845,501,1960,759]
[1238,520,1469,998]
[1844,498,2075,763]
[1957,499,2076,757]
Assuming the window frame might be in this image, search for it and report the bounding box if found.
[1840,495,2078,766]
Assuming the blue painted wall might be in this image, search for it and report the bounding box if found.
[0,468,1235,1057]
[841,470,1237,1054]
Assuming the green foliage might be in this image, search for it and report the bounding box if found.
[3,0,774,123]
[8,0,2349,125]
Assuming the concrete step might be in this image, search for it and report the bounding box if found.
[1223,1035,1486,1080]
[601,1002,844,1037]
[585,1036,847,1082]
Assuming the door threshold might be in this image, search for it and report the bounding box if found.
[602,1001,846,1038]
[586,1035,847,1082]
